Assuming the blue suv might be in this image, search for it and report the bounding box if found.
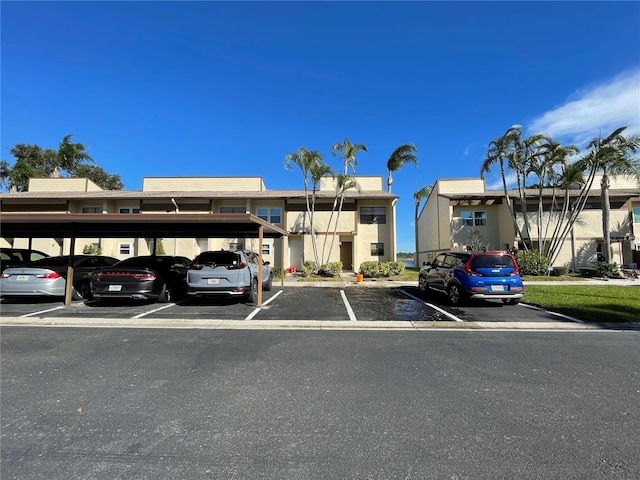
[418,251,524,305]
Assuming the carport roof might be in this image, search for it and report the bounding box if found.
[0,213,288,239]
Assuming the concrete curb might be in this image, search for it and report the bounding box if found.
[2,317,636,331]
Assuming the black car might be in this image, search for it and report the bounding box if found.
[91,255,192,303]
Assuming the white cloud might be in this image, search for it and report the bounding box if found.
[528,68,640,147]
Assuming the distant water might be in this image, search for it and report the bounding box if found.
[402,260,414,268]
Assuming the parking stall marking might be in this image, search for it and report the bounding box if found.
[20,306,65,317]
[400,289,464,322]
[131,302,178,319]
[340,290,357,321]
[245,290,284,321]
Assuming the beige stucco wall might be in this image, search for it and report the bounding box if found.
[28,178,103,192]
[436,178,485,195]
[319,176,384,191]
[142,177,266,192]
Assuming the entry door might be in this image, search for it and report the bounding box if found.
[289,238,302,270]
[340,241,353,271]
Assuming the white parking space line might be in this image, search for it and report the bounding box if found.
[340,290,357,321]
[20,306,65,317]
[520,302,585,323]
[401,290,464,322]
[245,290,284,321]
[131,303,177,319]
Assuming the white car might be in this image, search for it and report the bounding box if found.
[186,250,272,303]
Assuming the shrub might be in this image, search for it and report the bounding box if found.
[359,261,381,278]
[271,265,283,280]
[388,261,406,276]
[549,265,568,276]
[319,262,343,277]
[514,249,550,276]
[82,244,102,255]
[301,260,317,278]
[591,261,619,278]
[358,261,404,278]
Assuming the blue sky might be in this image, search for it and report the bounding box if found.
[2,1,639,253]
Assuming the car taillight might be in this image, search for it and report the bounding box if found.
[92,272,103,280]
[190,264,204,270]
[36,272,61,279]
[225,262,246,270]
[464,259,481,276]
[1,273,10,279]
[134,273,155,280]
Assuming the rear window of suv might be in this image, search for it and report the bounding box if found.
[470,254,515,270]
[195,252,241,266]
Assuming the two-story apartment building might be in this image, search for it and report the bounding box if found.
[0,176,398,272]
[416,176,640,270]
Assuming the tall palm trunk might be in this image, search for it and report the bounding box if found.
[601,171,611,263]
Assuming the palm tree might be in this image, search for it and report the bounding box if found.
[386,144,418,193]
[56,134,94,176]
[331,137,367,175]
[323,173,360,266]
[309,161,334,266]
[284,147,325,263]
[577,127,640,263]
[413,184,433,266]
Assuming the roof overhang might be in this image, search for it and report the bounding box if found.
[0,213,288,239]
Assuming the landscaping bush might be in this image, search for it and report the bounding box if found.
[359,261,404,278]
[318,262,343,277]
[271,265,283,280]
[549,265,568,276]
[82,244,102,255]
[514,249,550,276]
[388,261,406,276]
[591,261,619,278]
[301,260,317,278]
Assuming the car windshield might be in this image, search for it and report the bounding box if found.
[195,252,240,266]
[471,255,515,269]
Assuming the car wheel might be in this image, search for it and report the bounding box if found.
[418,276,428,293]
[447,284,464,305]
[263,273,273,291]
[158,285,172,303]
[502,298,520,305]
[244,278,258,304]
[72,281,92,300]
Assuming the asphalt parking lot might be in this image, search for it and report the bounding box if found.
[0,284,593,326]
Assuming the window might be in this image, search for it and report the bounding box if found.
[119,243,132,255]
[119,207,140,214]
[229,242,245,250]
[360,207,386,224]
[220,206,245,214]
[633,207,640,224]
[262,243,271,255]
[370,243,384,256]
[461,210,487,227]
[257,207,282,225]
[82,207,102,213]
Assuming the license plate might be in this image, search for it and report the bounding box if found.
[207,278,220,285]
[490,285,506,292]
[108,285,122,292]
[16,275,30,282]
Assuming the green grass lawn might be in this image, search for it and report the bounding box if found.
[523,285,640,323]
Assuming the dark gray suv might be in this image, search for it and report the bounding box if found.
[419,251,524,305]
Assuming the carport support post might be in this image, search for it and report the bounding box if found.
[257,225,263,307]
[64,234,77,306]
